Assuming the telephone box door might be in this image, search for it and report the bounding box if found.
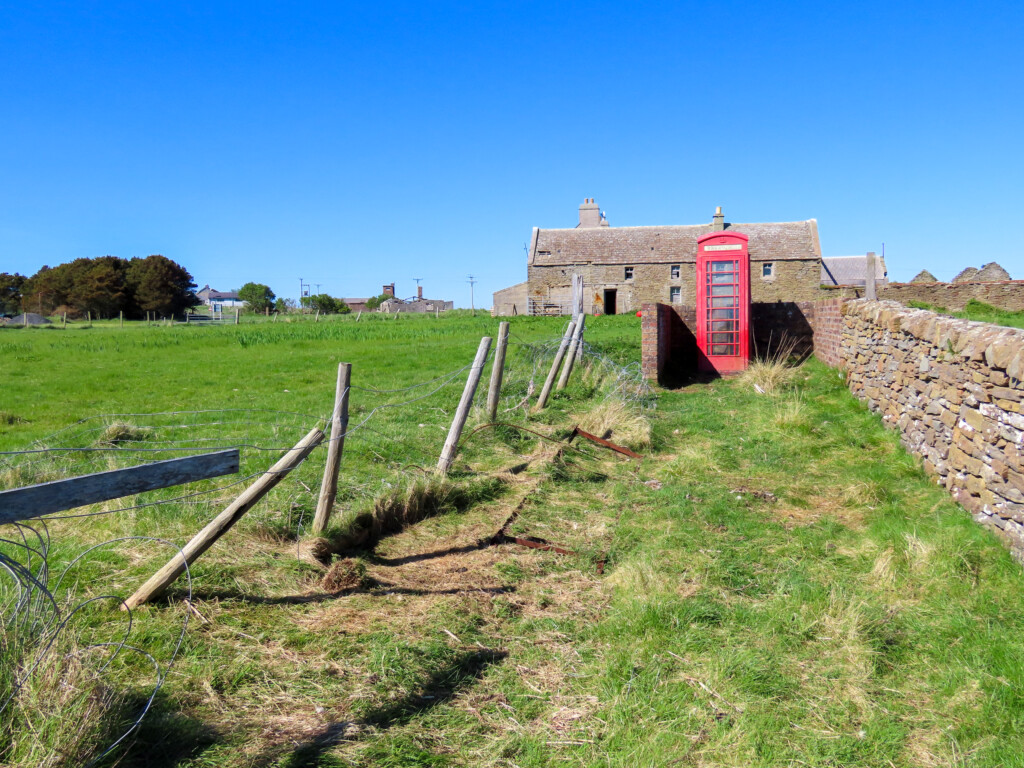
[696,232,751,374]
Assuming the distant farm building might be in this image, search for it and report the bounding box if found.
[196,285,245,312]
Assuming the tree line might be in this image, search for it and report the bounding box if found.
[1,255,199,319]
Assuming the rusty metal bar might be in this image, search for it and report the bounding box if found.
[567,427,642,459]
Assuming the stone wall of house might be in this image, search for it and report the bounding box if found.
[839,300,1024,560]
[532,258,828,316]
[877,280,1024,312]
[492,282,528,316]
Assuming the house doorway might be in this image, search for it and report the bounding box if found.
[603,289,617,315]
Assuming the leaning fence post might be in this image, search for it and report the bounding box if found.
[437,336,492,474]
[312,363,351,534]
[556,313,586,390]
[122,427,325,609]
[486,321,510,421]
[533,320,576,412]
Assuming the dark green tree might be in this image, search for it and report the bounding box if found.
[304,294,350,314]
[365,293,393,310]
[126,255,199,318]
[238,282,276,313]
[67,256,130,318]
[0,273,26,314]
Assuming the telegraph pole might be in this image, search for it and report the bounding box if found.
[467,274,477,316]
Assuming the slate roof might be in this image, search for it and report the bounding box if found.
[821,255,888,286]
[528,220,821,266]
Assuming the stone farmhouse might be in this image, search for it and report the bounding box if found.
[494,200,837,316]
[196,285,245,312]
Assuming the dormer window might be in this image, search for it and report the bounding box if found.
[624,267,634,280]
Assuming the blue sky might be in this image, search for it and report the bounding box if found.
[1,1,1021,306]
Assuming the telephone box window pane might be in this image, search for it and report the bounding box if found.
[711,320,736,331]
[711,272,736,284]
[711,308,735,319]
[711,332,736,343]
[711,344,735,355]
[710,261,734,272]
[711,297,737,308]
[710,285,736,297]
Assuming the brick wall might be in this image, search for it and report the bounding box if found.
[640,301,818,384]
[878,280,1024,311]
[839,300,1024,560]
[812,298,845,366]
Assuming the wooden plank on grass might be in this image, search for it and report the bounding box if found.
[0,449,240,524]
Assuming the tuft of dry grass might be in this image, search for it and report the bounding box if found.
[94,420,150,446]
[740,335,800,395]
[575,399,651,452]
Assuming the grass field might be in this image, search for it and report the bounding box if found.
[906,299,1024,330]
[2,314,1024,767]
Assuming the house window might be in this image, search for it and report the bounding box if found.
[670,286,681,303]
[624,266,634,280]
[671,265,680,279]
[762,262,775,279]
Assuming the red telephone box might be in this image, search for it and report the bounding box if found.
[696,231,751,374]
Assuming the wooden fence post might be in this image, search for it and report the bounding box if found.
[437,336,492,474]
[120,310,124,328]
[865,251,877,301]
[62,313,67,329]
[235,308,239,325]
[556,313,586,390]
[122,427,325,609]
[533,320,576,412]
[315,309,320,323]
[356,310,362,322]
[87,311,92,327]
[312,363,351,534]
[486,321,510,421]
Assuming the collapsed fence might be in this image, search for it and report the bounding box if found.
[0,315,652,765]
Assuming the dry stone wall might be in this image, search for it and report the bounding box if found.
[840,300,1024,559]
[878,280,1024,311]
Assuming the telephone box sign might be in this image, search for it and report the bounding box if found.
[696,231,751,374]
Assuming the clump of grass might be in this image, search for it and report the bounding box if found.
[0,411,26,425]
[321,557,373,592]
[327,475,504,552]
[94,420,150,446]
[1,639,126,767]
[741,335,799,395]
[575,398,651,451]
[772,393,809,430]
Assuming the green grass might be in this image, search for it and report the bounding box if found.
[2,314,1024,766]
[907,299,1024,329]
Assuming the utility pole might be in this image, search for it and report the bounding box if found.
[467,274,477,316]
[314,283,322,295]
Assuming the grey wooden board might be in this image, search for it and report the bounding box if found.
[0,449,240,523]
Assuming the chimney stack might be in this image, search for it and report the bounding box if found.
[712,206,725,231]
[383,283,395,297]
[578,197,602,228]
[417,285,423,299]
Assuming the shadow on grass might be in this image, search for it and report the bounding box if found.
[98,690,221,768]
[167,581,512,606]
[251,648,508,768]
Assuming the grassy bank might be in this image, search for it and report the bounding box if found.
[2,315,1023,766]
[907,299,1024,330]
